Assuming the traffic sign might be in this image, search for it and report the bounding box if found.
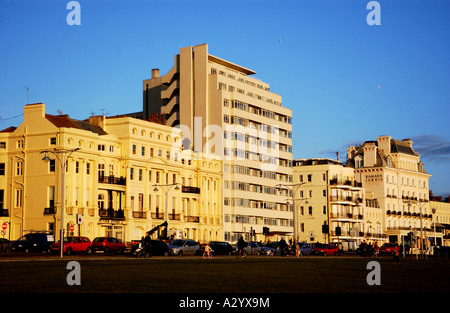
[2,222,7,230]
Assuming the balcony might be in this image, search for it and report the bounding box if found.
[44,207,56,215]
[182,186,200,194]
[99,208,125,220]
[132,211,146,219]
[185,215,200,223]
[98,175,126,186]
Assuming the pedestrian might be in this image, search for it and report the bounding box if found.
[237,236,246,257]
[295,240,300,257]
[143,231,152,257]
[279,237,287,257]
[373,242,379,257]
[393,246,400,263]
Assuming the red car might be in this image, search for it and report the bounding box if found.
[380,243,399,254]
[92,237,126,253]
[51,236,92,255]
[313,243,338,256]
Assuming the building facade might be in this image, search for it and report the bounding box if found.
[143,43,294,242]
[346,135,432,252]
[293,158,368,250]
[0,103,222,244]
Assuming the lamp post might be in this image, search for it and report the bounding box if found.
[276,182,308,242]
[404,199,425,257]
[153,183,180,234]
[41,148,80,258]
[432,208,437,247]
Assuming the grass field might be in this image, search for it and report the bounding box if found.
[1,256,449,294]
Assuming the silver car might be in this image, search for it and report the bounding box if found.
[168,239,200,256]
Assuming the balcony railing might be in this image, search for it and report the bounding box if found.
[182,186,200,194]
[132,211,146,219]
[98,175,126,186]
[99,208,125,219]
[44,207,56,215]
[185,215,200,223]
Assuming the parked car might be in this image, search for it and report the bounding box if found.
[299,242,313,255]
[51,236,92,255]
[380,243,399,254]
[146,240,170,256]
[11,233,54,253]
[246,241,264,255]
[92,237,126,253]
[313,243,338,256]
[168,239,199,256]
[262,241,280,255]
[0,238,11,252]
[208,241,234,255]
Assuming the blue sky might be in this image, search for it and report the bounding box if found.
[1,0,449,196]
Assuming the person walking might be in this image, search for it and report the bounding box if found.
[143,231,152,257]
[393,245,400,263]
[279,238,287,257]
[237,236,246,258]
[295,240,300,257]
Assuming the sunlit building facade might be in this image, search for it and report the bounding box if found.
[142,43,293,242]
[0,103,222,243]
[346,135,432,251]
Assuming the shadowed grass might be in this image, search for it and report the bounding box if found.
[1,257,449,293]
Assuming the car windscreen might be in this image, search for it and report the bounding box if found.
[170,240,185,246]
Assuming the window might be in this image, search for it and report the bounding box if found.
[141,146,145,156]
[50,137,56,145]
[308,206,313,215]
[15,189,23,207]
[139,169,143,181]
[86,163,90,175]
[0,163,4,176]
[15,161,23,176]
[75,161,79,173]
[98,164,105,177]
[130,168,134,180]
[49,159,56,172]
[308,174,312,182]
[98,144,105,151]
[0,142,5,149]
[48,186,55,208]
[0,190,4,209]
[132,145,137,154]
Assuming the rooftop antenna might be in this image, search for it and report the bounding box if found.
[25,87,29,104]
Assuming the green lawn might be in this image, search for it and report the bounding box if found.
[1,256,449,294]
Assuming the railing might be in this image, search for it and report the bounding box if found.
[99,208,125,219]
[185,216,200,223]
[98,175,126,186]
[182,186,200,194]
[44,207,56,215]
[132,211,146,219]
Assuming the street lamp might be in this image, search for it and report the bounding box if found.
[432,208,437,247]
[276,182,308,242]
[41,147,80,257]
[153,183,180,231]
[404,199,425,257]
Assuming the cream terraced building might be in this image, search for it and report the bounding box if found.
[0,103,222,244]
[293,158,372,250]
[346,135,433,252]
[142,43,294,242]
